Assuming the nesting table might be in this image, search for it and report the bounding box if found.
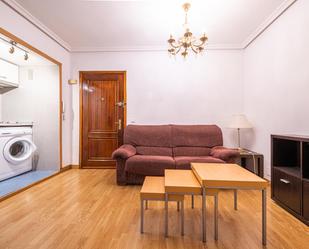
[140,176,184,234]
[191,163,268,245]
[164,170,202,237]
[140,163,268,245]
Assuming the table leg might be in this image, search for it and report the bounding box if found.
[145,200,148,210]
[140,199,144,234]
[202,187,206,243]
[165,193,168,237]
[214,194,218,240]
[234,189,238,210]
[262,189,267,245]
[191,194,194,209]
[177,201,180,212]
[181,200,184,236]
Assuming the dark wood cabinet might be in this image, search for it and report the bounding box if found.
[271,135,309,225]
[303,180,309,220]
[273,168,301,214]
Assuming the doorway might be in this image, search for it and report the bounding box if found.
[0,28,62,199]
[80,71,126,168]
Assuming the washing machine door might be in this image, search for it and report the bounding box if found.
[3,137,37,165]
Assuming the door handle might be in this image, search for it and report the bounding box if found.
[115,101,126,107]
[280,178,290,184]
[115,119,122,130]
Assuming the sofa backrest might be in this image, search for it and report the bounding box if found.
[171,125,223,156]
[123,124,223,156]
[124,125,173,156]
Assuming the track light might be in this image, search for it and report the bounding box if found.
[9,41,17,54]
[1,38,30,60]
[24,52,29,61]
[9,45,14,54]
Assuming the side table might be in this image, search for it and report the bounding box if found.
[235,149,264,177]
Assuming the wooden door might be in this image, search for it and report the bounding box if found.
[80,71,126,168]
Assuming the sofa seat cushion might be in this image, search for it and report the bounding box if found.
[173,147,211,157]
[174,156,225,170]
[125,155,175,176]
[136,146,172,156]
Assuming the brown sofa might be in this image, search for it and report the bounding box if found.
[112,125,239,185]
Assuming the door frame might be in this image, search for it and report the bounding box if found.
[79,71,127,169]
[0,27,63,170]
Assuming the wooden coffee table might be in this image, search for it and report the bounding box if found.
[140,177,184,234]
[164,169,219,239]
[191,163,268,245]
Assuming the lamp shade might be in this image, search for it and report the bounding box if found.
[228,114,253,129]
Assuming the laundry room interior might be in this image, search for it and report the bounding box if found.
[0,32,60,197]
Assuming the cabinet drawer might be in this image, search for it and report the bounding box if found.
[273,168,301,214]
[303,181,309,221]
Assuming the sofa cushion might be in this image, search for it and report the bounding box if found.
[173,147,211,157]
[171,125,223,147]
[125,155,175,176]
[210,146,240,162]
[124,125,172,147]
[136,146,173,156]
[112,144,136,160]
[174,156,225,170]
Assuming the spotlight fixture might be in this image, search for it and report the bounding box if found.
[0,38,31,61]
[9,41,16,54]
[24,52,29,61]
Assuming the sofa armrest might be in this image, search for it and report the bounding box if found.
[112,144,136,160]
[210,146,240,163]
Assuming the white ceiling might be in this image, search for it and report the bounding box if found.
[0,34,55,66]
[7,0,296,51]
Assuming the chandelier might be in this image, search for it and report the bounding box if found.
[168,2,208,58]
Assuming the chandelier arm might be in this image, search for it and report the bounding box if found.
[191,45,199,54]
[169,45,182,55]
[170,42,181,49]
[192,40,206,48]
[175,46,182,54]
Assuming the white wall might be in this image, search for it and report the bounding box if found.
[0,1,72,167]
[0,95,2,121]
[3,0,306,174]
[2,66,60,171]
[243,0,309,178]
[71,50,244,164]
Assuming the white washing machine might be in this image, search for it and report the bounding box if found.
[0,126,37,181]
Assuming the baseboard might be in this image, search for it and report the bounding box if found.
[60,165,72,171]
[0,166,72,202]
[60,164,80,170]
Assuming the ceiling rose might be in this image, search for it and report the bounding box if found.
[167,2,208,58]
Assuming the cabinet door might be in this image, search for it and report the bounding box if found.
[0,59,19,85]
[273,168,301,214]
[303,181,309,221]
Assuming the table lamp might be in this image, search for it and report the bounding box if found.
[228,114,253,150]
